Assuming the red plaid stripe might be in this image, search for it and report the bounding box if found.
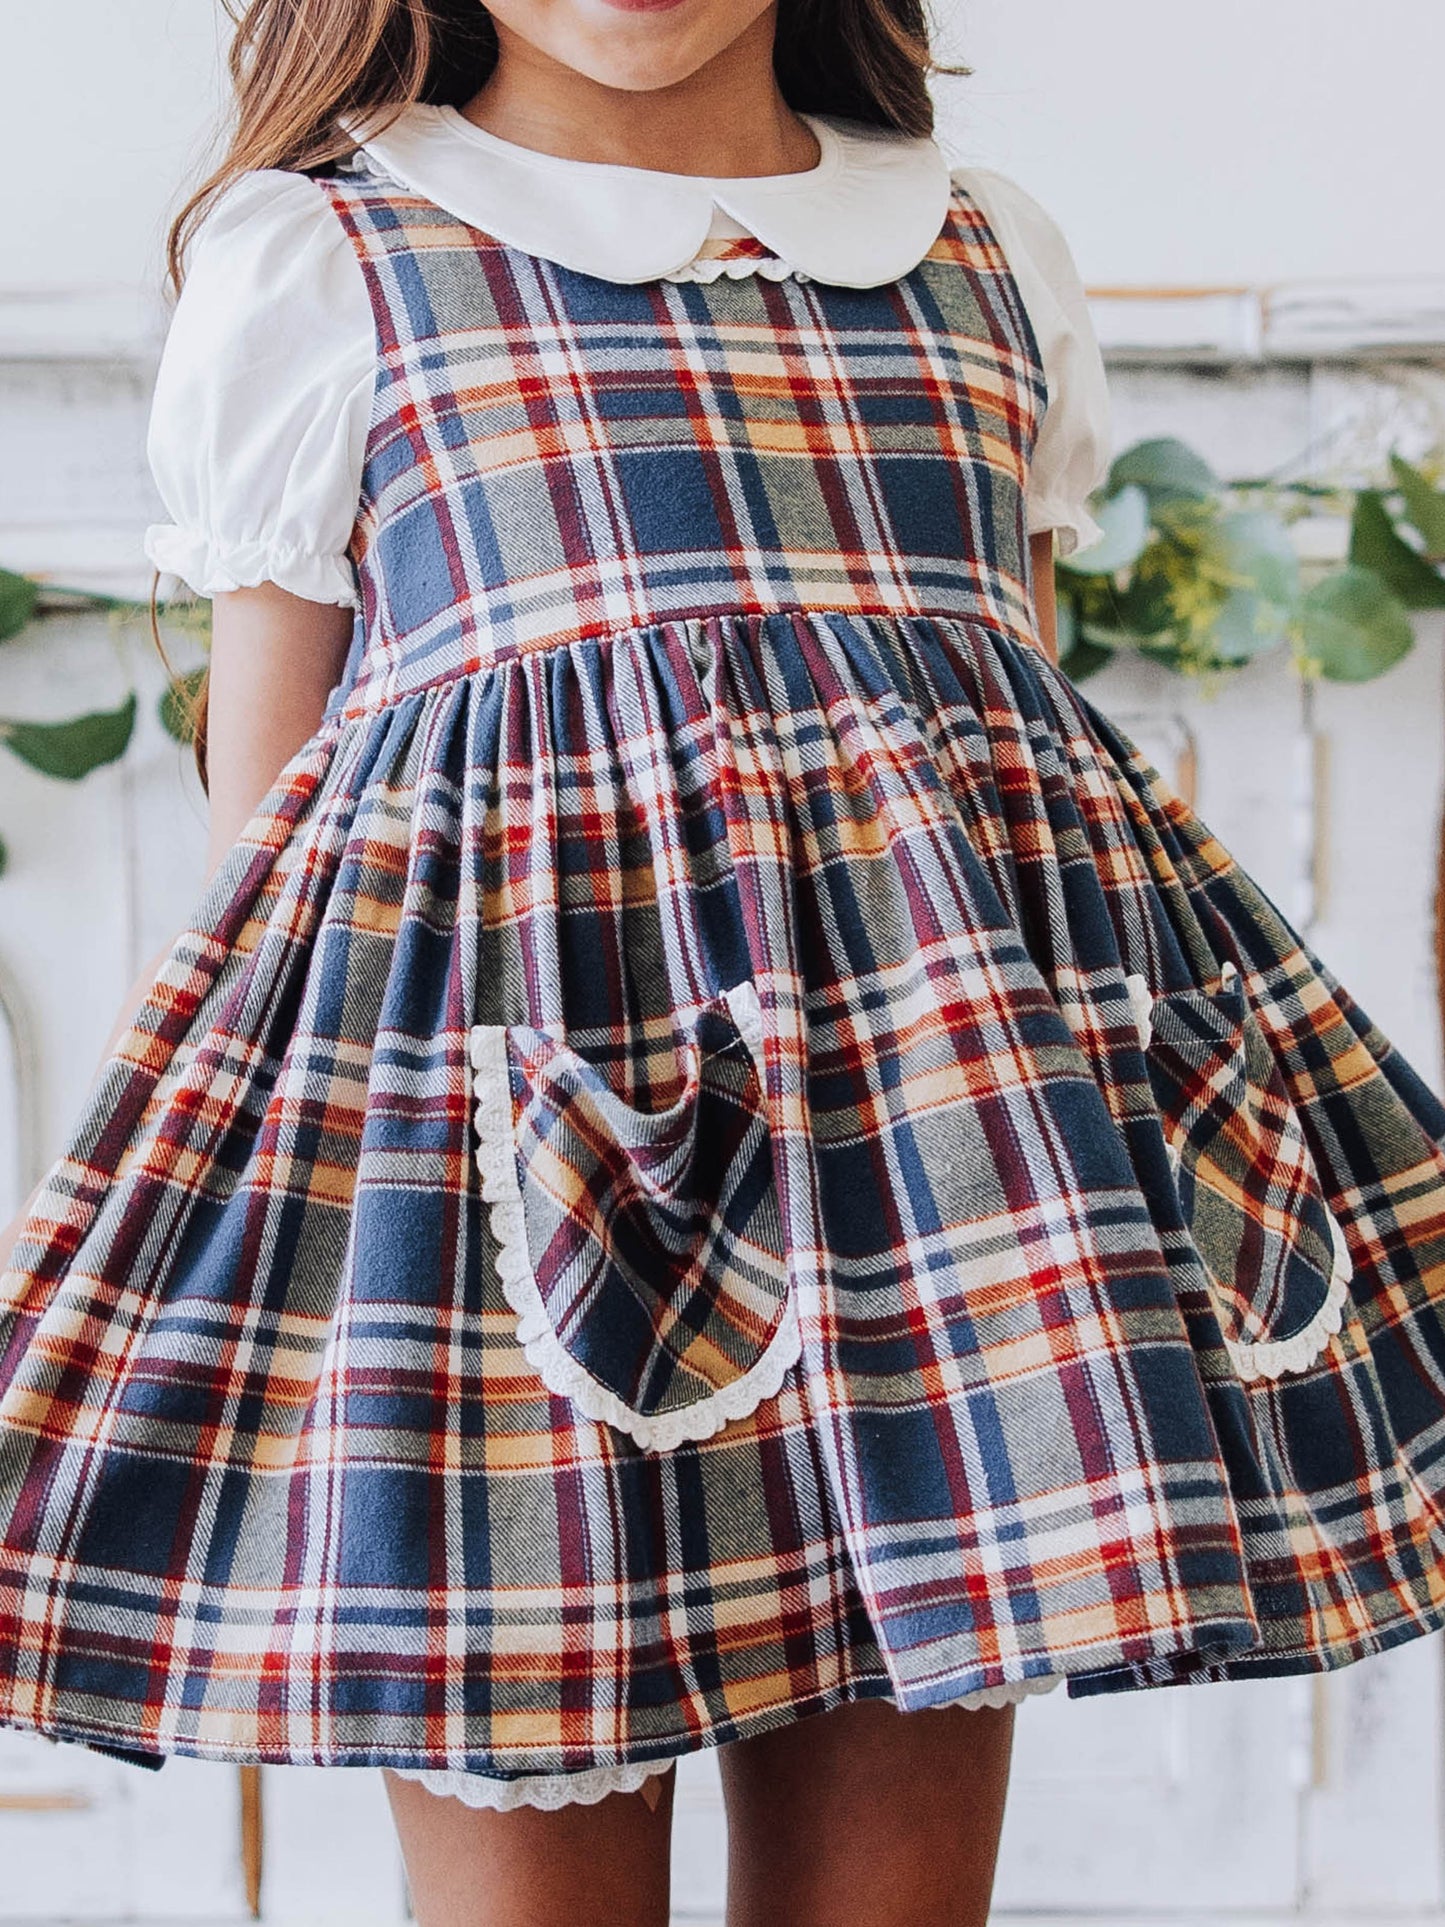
[2,176,1445,1786]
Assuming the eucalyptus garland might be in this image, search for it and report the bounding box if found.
[0,577,203,877]
[1057,437,1445,685]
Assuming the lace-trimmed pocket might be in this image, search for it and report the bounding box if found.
[468,980,798,1451]
[1140,961,1352,1382]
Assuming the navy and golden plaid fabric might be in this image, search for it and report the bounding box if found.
[3,170,1445,1784]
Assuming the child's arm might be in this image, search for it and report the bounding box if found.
[203,584,355,872]
[102,584,353,1048]
[1030,532,1059,664]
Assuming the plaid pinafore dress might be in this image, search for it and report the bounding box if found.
[5,160,1445,1800]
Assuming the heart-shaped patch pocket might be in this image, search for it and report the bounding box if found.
[1143,963,1351,1381]
[468,980,797,1450]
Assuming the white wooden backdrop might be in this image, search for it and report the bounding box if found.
[2,343,1445,1922]
[7,0,1445,358]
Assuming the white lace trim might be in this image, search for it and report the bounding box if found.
[392,1759,670,1812]
[717,978,767,1077]
[393,1677,1060,1809]
[1124,971,1154,1048]
[936,1672,1064,1709]
[1225,1203,1353,1383]
[1129,959,1237,1051]
[661,253,807,284]
[467,982,801,1452]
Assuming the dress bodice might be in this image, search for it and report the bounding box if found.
[318,171,1047,721]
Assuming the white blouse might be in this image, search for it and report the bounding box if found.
[144,106,1111,609]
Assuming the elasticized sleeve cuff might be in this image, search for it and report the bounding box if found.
[145,526,360,609]
[1026,498,1107,561]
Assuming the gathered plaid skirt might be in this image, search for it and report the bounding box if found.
[4,170,1445,1804]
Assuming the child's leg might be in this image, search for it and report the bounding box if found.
[382,1765,677,1927]
[718,1697,1017,1927]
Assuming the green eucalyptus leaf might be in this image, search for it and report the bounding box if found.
[1069,575,1128,631]
[159,668,207,745]
[0,570,38,644]
[1058,485,1151,576]
[1299,568,1415,683]
[1218,510,1300,607]
[1350,489,1445,609]
[0,693,137,779]
[1106,437,1218,507]
[0,834,8,879]
[1389,454,1445,561]
[1208,588,1289,664]
[1057,636,1113,683]
[1151,495,1218,548]
[1140,635,1194,666]
[1116,560,1178,638]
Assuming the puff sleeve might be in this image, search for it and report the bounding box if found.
[951,167,1112,559]
[143,169,377,607]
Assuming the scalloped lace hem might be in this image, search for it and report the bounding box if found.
[1225,1205,1353,1383]
[936,1672,1065,1710]
[392,1759,671,1812]
[468,991,801,1452]
[392,1677,1060,1808]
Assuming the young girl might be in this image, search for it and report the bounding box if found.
[5,0,1445,1921]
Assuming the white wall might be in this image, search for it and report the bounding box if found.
[5,0,1445,333]
[1,3,223,299]
[940,0,1445,286]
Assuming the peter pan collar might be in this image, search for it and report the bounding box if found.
[350,103,954,288]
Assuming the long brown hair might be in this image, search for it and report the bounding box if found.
[165,0,960,776]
